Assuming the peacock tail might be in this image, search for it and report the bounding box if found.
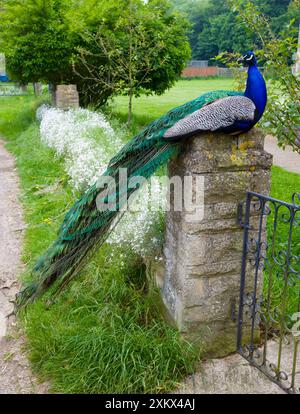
[16,89,242,309]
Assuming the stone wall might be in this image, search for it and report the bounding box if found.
[55,84,79,110]
[182,67,218,78]
[148,129,273,357]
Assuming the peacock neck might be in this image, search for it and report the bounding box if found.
[244,64,267,121]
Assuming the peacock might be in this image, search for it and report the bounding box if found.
[16,51,267,308]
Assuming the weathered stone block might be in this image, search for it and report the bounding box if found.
[55,84,79,110]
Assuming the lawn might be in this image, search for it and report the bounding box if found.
[264,166,300,323]
[0,78,299,393]
[110,78,235,126]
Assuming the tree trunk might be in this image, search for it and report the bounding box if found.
[128,89,133,126]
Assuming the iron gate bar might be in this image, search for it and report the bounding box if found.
[237,191,300,394]
[237,192,251,350]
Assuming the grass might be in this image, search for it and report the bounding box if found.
[264,166,300,322]
[270,166,300,204]
[110,78,235,129]
[0,78,299,393]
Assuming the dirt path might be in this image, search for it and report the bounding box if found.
[175,351,285,394]
[265,135,300,174]
[176,335,300,394]
[0,139,48,394]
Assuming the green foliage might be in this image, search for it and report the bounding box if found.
[0,0,75,84]
[169,0,210,59]
[197,8,254,60]
[226,0,300,152]
[69,0,191,110]
[170,0,297,61]
[0,0,190,111]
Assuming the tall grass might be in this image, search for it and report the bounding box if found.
[24,252,198,393]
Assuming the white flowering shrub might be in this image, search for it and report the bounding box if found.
[38,105,166,259]
[39,106,121,190]
[107,178,167,258]
[36,104,51,122]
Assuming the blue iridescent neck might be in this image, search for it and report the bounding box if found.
[244,64,267,121]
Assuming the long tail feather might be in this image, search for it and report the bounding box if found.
[16,139,181,309]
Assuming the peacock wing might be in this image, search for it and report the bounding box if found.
[163,95,256,139]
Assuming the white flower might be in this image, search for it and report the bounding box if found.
[39,107,122,190]
[37,105,165,258]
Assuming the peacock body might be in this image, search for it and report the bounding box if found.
[17,51,267,308]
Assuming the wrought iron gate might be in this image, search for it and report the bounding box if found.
[237,191,300,394]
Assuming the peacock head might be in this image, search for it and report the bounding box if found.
[238,51,257,66]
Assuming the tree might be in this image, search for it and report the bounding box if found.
[75,3,166,123]
[169,0,210,59]
[171,0,297,61]
[0,0,75,85]
[70,0,191,116]
[197,10,255,60]
[225,0,300,152]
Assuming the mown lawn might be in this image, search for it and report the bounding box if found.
[0,78,299,393]
[110,78,235,127]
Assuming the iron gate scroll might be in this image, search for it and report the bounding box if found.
[237,191,300,394]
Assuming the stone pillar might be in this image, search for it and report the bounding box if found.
[157,129,273,357]
[55,84,79,110]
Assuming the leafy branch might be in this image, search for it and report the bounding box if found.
[221,0,300,153]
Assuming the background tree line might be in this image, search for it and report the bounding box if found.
[170,0,300,62]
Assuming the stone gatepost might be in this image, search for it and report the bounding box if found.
[55,84,79,110]
[154,129,273,357]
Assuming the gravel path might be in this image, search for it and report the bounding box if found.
[0,139,48,394]
[265,135,300,174]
